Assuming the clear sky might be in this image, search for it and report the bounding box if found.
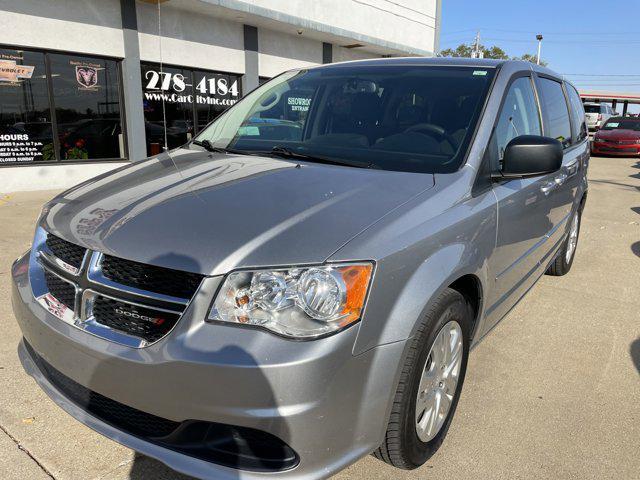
[440,0,640,113]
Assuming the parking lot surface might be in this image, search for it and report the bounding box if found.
[1,156,638,480]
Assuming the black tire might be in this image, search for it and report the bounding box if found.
[373,288,472,469]
[546,208,581,276]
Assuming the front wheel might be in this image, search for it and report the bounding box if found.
[546,208,581,276]
[373,288,471,469]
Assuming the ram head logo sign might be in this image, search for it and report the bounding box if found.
[76,66,98,89]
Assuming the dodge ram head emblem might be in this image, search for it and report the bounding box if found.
[76,67,98,88]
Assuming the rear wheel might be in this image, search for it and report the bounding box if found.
[373,288,471,469]
[547,209,581,276]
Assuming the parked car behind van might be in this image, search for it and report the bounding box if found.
[592,116,640,156]
[12,58,589,480]
[584,101,616,131]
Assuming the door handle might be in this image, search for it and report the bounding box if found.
[541,182,555,195]
[541,173,567,195]
[554,173,567,186]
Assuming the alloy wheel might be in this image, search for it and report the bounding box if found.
[565,213,579,264]
[415,320,463,442]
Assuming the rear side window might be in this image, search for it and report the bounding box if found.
[537,78,572,148]
[566,85,588,142]
[488,76,542,170]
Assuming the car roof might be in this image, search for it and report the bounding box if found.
[306,56,566,83]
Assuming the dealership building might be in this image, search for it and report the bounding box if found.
[0,0,440,191]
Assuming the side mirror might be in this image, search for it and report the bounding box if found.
[496,135,563,179]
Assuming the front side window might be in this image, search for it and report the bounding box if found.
[488,76,542,170]
[566,85,588,142]
[194,66,496,174]
[537,77,572,148]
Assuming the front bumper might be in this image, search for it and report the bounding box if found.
[591,142,640,156]
[12,252,406,480]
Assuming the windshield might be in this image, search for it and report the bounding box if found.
[602,118,640,130]
[194,65,496,173]
[584,105,600,114]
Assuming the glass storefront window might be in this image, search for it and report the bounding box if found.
[49,53,123,160]
[0,46,125,165]
[0,48,55,164]
[193,70,241,132]
[141,63,194,155]
[141,62,242,156]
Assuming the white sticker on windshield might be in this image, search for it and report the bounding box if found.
[237,126,260,136]
[606,122,619,127]
[473,70,488,76]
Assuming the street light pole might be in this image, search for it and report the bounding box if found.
[536,34,543,65]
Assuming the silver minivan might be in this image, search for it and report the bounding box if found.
[12,58,589,480]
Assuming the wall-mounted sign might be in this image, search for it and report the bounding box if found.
[143,69,240,107]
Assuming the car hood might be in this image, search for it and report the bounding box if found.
[42,148,434,275]
[596,129,640,140]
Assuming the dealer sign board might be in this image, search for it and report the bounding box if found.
[143,68,240,107]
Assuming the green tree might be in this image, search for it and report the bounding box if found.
[439,43,508,60]
[484,45,509,60]
[515,53,548,67]
[439,44,473,58]
[439,43,547,66]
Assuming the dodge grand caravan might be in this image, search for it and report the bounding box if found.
[11,58,589,479]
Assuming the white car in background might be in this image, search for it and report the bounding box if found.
[583,102,616,131]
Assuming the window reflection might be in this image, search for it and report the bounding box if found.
[49,53,123,160]
[0,48,54,163]
[141,63,242,156]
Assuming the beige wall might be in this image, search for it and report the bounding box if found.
[1,163,128,193]
[239,0,437,54]
[258,29,323,78]
[136,1,245,73]
[0,0,125,58]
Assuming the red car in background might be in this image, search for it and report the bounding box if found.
[592,117,640,156]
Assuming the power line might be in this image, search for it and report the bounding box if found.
[481,36,640,44]
[441,36,640,47]
[443,27,639,36]
[440,28,479,36]
[563,73,640,77]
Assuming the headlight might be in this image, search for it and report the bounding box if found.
[208,263,373,339]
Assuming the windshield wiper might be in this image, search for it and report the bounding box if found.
[269,145,374,169]
[192,139,220,152]
[192,139,249,155]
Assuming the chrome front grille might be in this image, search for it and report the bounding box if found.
[45,234,86,271]
[30,227,202,348]
[84,292,182,344]
[43,270,76,310]
[101,254,203,299]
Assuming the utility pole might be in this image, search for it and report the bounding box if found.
[536,34,543,65]
[472,30,481,58]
